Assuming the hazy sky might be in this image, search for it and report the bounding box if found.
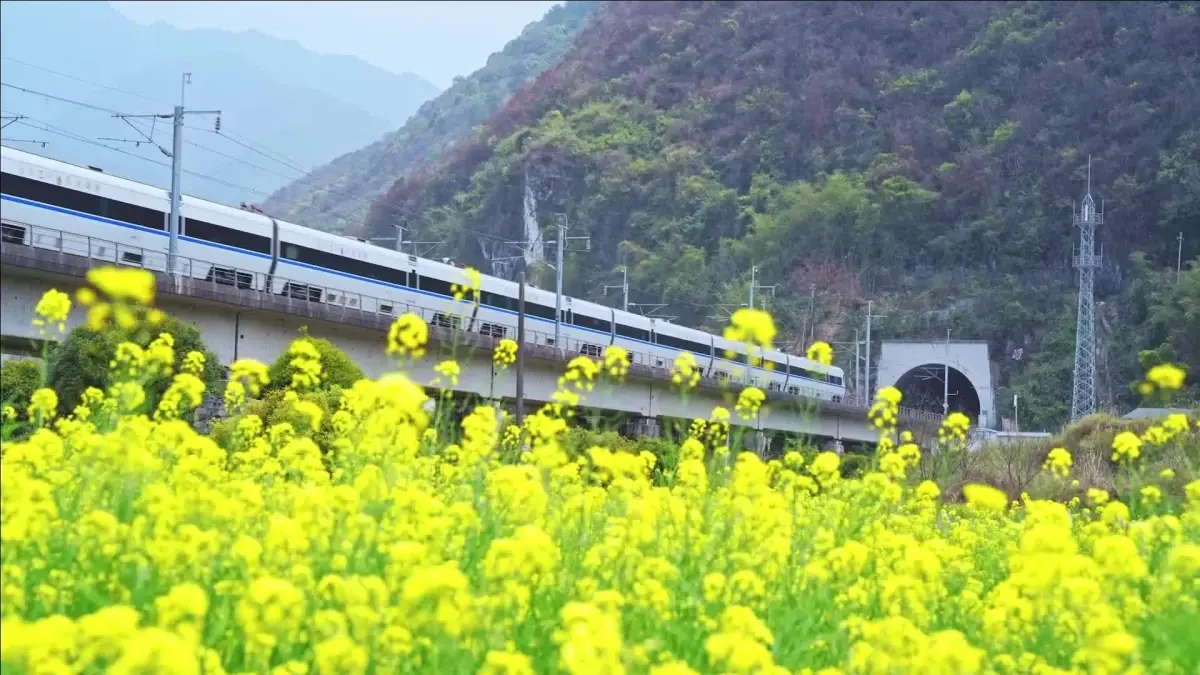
[109,1,561,89]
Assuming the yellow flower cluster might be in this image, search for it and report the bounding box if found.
[735,386,765,420]
[386,312,428,360]
[806,341,833,367]
[2,297,1199,675]
[723,308,776,350]
[604,346,630,381]
[493,338,518,368]
[937,411,971,447]
[76,267,163,332]
[1044,446,1073,479]
[671,352,701,389]
[32,289,71,334]
[451,267,482,304]
[286,338,323,390]
[1137,363,1187,396]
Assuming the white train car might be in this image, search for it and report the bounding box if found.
[0,146,846,401]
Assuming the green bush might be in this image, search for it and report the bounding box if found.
[1,359,43,417]
[266,337,365,393]
[46,316,223,414]
[210,387,343,459]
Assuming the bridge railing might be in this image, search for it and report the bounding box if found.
[1,218,946,423]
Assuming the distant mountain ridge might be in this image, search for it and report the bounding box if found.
[0,1,439,207]
[262,1,600,233]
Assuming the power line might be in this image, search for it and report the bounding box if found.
[1,81,130,115]
[184,123,308,175]
[6,115,270,197]
[1,56,170,105]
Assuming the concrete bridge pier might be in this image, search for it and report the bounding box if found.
[624,416,662,439]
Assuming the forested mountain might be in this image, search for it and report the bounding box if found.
[360,1,1200,429]
[262,1,601,232]
[0,1,438,206]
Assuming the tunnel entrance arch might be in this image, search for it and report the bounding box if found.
[877,340,996,429]
[894,364,982,422]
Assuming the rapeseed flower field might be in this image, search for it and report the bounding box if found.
[2,266,1198,675]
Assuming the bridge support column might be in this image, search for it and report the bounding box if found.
[751,430,769,458]
[626,416,661,439]
[820,438,845,455]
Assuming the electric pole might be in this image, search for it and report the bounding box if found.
[863,301,886,402]
[113,73,219,277]
[943,329,951,417]
[604,265,629,311]
[1178,232,1185,285]
[748,265,776,311]
[548,213,590,350]
[516,272,526,426]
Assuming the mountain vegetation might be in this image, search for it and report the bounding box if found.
[359,0,1200,429]
[263,1,601,232]
[0,0,438,206]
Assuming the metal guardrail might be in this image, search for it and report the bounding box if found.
[0,218,947,424]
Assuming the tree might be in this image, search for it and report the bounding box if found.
[265,334,366,394]
[46,316,224,415]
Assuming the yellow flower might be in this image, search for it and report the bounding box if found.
[32,289,71,333]
[1146,363,1186,391]
[963,484,1008,512]
[806,341,833,366]
[286,338,323,391]
[724,308,776,349]
[603,346,630,380]
[1,405,16,422]
[671,352,701,389]
[1043,447,1072,479]
[86,266,156,305]
[736,386,766,419]
[27,388,57,420]
[434,360,461,387]
[1112,431,1142,463]
[387,313,428,359]
[494,338,518,368]
[451,267,482,303]
[1159,468,1176,480]
[180,351,206,377]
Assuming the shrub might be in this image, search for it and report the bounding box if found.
[46,316,223,414]
[0,359,42,417]
[265,335,365,393]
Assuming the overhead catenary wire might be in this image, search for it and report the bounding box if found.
[2,56,172,105]
[5,115,271,197]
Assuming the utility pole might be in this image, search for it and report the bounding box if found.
[943,328,951,417]
[854,328,861,403]
[516,272,526,426]
[808,285,817,344]
[1013,393,1020,433]
[114,73,219,278]
[748,264,776,312]
[604,265,629,311]
[863,301,886,401]
[1178,232,1185,285]
[548,213,590,350]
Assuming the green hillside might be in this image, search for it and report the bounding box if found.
[360,1,1200,429]
[262,1,601,232]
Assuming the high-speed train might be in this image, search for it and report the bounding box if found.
[0,146,846,400]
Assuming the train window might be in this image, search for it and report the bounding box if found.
[106,199,165,231]
[188,219,272,254]
[2,173,166,230]
[830,375,843,386]
[419,275,454,298]
[654,332,710,355]
[280,241,409,286]
[481,291,516,312]
[526,302,557,320]
[572,313,612,333]
[616,324,650,342]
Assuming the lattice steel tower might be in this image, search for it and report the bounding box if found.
[1071,159,1103,420]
